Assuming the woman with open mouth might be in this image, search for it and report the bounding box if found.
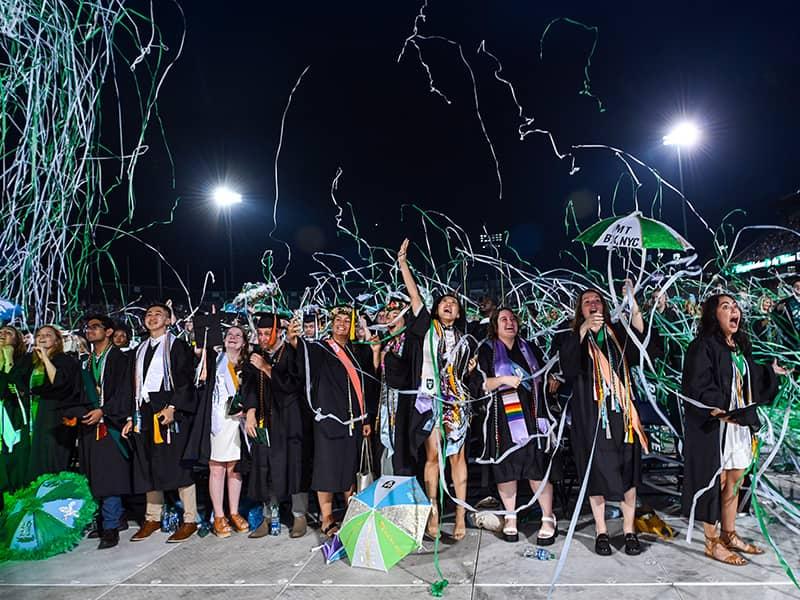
[682,294,786,565]
[397,238,475,541]
[559,284,650,557]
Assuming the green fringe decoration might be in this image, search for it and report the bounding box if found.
[0,471,96,561]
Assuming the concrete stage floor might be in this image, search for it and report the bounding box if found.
[0,511,797,600]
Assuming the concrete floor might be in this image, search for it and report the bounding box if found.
[0,512,797,600]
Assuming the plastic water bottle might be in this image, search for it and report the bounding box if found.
[269,503,280,536]
[522,545,555,560]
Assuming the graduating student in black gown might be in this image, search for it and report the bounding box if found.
[125,303,202,544]
[0,326,32,497]
[197,324,252,538]
[26,325,81,482]
[473,308,558,545]
[286,307,378,538]
[681,294,784,565]
[559,285,650,557]
[65,315,133,549]
[397,239,475,541]
[241,313,310,539]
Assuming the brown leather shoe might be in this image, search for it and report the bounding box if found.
[290,515,307,538]
[248,519,270,539]
[213,516,232,538]
[167,522,198,543]
[130,520,161,542]
[229,513,249,533]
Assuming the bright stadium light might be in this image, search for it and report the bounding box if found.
[212,186,242,207]
[663,121,701,147]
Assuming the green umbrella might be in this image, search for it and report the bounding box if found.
[575,211,692,251]
[0,472,96,561]
[339,475,431,571]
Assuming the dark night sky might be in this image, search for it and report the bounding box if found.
[116,1,800,294]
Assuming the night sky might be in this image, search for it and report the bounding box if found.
[118,1,800,294]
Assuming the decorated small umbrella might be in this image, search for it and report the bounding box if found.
[339,475,431,571]
[574,210,692,251]
[0,472,96,561]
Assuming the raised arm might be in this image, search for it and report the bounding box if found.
[397,238,423,314]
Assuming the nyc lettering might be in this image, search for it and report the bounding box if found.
[601,225,640,247]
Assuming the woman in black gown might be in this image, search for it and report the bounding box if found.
[681,294,784,565]
[559,285,649,556]
[0,325,31,493]
[286,307,378,537]
[26,325,81,481]
[475,308,558,544]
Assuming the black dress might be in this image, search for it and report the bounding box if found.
[559,324,644,500]
[239,344,308,502]
[130,337,199,492]
[474,339,552,483]
[65,346,133,498]
[26,352,81,481]
[681,335,778,524]
[293,338,377,493]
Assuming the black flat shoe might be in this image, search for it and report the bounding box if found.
[595,533,612,556]
[98,529,119,550]
[624,533,641,556]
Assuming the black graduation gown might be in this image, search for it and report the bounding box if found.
[0,357,33,491]
[559,323,645,500]
[474,339,552,483]
[65,347,133,498]
[193,348,251,468]
[680,335,778,524]
[382,342,415,476]
[130,337,198,492]
[294,338,377,493]
[239,345,308,501]
[26,352,81,481]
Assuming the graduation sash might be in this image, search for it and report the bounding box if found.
[494,338,541,444]
[325,339,364,417]
[80,367,130,459]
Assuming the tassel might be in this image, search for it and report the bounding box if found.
[153,413,164,444]
[267,319,277,347]
[429,579,449,598]
[349,307,356,341]
[96,422,108,441]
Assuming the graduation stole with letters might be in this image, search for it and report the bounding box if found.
[325,339,365,419]
[587,326,634,443]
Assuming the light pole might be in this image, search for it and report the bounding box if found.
[212,186,242,296]
[663,121,700,238]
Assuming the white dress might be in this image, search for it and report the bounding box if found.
[721,358,753,470]
[209,355,242,462]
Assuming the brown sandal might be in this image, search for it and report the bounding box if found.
[705,535,747,565]
[213,516,232,538]
[721,530,765,555]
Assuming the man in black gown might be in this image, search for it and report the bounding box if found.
[125,303,200,543]
[72,315,133,549]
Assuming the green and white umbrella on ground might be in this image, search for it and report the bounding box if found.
[339,475,431,571]
[0,472,96,561]
[575,211,692,251]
